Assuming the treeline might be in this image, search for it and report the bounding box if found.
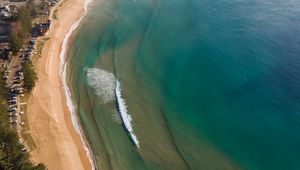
[8,0,49,54]
[23,60,37,92]
[0,72,45,169]
[8,0,41,54]
[9,6,33,54]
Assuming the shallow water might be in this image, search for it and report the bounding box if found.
[68,0,300,169]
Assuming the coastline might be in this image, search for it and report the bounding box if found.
[59,0,96,168]
[26,0,94,169]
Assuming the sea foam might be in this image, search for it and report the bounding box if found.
[59,0,96,169]
[86,68,116,103]
[86,68,140,147]
[115,81,140,148]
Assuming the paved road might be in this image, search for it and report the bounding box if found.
[6,55,21,87]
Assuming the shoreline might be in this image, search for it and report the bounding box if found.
[59,0,96,168]
[26,0,94,169]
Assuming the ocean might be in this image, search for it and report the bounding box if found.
[66,0,300,169]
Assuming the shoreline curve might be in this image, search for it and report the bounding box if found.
[26,0,95,169]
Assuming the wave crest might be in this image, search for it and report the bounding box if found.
[85,68,140,148]
[115,81,140,148]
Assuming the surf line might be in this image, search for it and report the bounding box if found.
[59,0,97,169]
[115,81,140,148]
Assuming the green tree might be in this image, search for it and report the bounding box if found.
[18,7,32,39]
[0,71,45,169]
[26,0,38,18]
[8,29,22,54]
[35,163,47,170]
[23,60,37,91]
[0,72,6,98]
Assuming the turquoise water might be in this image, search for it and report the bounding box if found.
[68,0,300,169]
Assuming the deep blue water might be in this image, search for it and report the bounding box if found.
[69,0,300,169]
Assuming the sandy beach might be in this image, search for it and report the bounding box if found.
[26,0,92,169]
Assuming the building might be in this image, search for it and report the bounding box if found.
[32,19,51,37]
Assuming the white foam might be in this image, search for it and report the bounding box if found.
[115,81,140,148]
[59,0,96,169]
[85,68,140,147]
[86,68,116,103]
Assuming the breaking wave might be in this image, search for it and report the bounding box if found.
[85,68,140,148]
[115,81,140,148]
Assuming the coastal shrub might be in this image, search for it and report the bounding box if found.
[23,60,37,92]
[53,9,58,19]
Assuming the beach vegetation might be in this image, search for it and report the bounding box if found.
[26,0,38,18]
[0,72,7,99]
[18,7,33,39]
[53,9,58,19]
[0,71,45,169]
[36,41,44,58]
[23,60,37,92]
[8,29,22,54]
[9,7,33,54]
[36,38,49,58]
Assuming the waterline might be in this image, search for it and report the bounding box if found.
[59,0,96,169]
